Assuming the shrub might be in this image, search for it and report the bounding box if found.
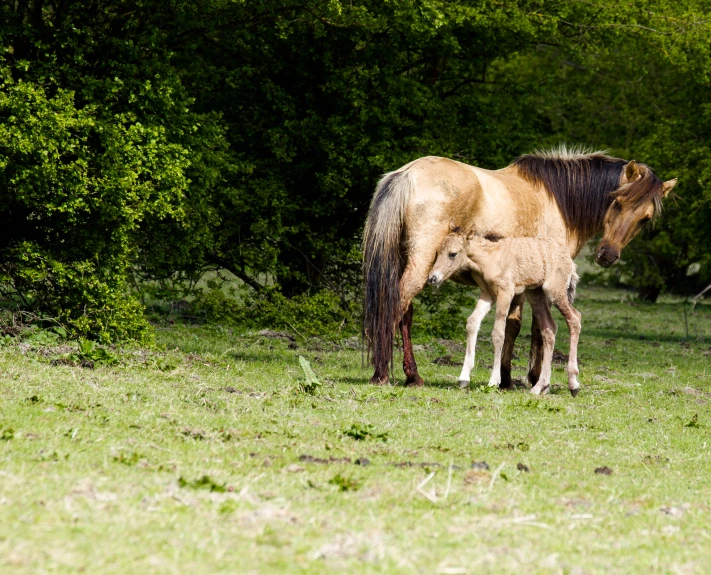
[192,287,359,339]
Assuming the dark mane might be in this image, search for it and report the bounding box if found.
[613,167,665,218]
[512,151,626,242]
[512,149,665,243]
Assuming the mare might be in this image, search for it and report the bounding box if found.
[428,229,581,396]
[362,147,677,386]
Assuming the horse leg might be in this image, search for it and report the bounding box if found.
[554,298,582,397]
[368,250,432,385]
[488,290,514,388]
[399,302,423,387]
[370,364,390,386]
[398,262,433,387]
[526,287,546,387]
[500,293,525,391]
[457,291,493,388]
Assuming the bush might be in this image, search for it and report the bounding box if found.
[0,71,192,342]
[413,283,478,340]
[192,287,359,339]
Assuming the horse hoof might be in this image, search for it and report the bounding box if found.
[405,375,424,387]
[499,382,516,391]
[369,376,389,386]
[458,380,470,389]
[570,387,580,397]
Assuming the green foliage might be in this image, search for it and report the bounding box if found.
[112,451,142,466]
[0,2,232,340]
[685,414,701,429]
[342,423,388,442]
[298,356,322,394]
[2,0,711,337]
[178,475,227,493]
[192,287,359,338]
[68,340,118,367]
[413,283,478,339]
[328,474,361,492]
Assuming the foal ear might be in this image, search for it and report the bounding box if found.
[449,219,458,232]
[661,178,677,198]
[622,160,641,184]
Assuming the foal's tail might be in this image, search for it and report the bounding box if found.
[567,265,580,304]
[362,169,413,375]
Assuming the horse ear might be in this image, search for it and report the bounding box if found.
[662,178,677,198]
[622,160,641,184]
[449,219,458,232]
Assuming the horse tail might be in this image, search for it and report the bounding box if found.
[362,169,413,375]
[567,264,579,304]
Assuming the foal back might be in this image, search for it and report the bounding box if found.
[466,236,574,298]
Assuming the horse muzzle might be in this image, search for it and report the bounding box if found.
[428,272,443,287]
[595,245,620,268]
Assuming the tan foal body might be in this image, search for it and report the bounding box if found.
[429,233,581,395]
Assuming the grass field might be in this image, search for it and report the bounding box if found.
[1,286,711,574]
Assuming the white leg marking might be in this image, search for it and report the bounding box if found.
[458,294,493,386]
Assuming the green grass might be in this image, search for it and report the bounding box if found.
[1,287,711,573]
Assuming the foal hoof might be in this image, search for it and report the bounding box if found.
[458,380,470,389]
[570,387,580,397]
[405,374,424,387]
[369,376,390,386]
[530,384,549,396]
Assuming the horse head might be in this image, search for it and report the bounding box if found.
[595,161,676,267]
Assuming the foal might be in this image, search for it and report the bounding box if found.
[428,229,581,396]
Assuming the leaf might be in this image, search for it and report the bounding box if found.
[685,413,701,428]
[329,474,361,492]
[178,475,226,492]
[298,355,321,394]
[342,423,388,442]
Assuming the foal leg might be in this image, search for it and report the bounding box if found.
[488,291,514,388]
[553,299,582,397]
[527,291,557,396]
[457,291,493,389]
[500,293,525,391]
[526,287,546,387]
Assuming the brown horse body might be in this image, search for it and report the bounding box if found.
[363,148,676,386]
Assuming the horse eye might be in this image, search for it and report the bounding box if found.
[448,252,458,259]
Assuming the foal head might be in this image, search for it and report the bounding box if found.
[595,161,677,267]
[428,226,468,288]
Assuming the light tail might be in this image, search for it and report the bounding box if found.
[567,265,579,304]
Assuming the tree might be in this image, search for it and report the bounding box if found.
[0,0,231,340]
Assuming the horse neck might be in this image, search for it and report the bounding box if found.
[566,224,603,257]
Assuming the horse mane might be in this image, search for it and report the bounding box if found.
[511,145,663,242]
